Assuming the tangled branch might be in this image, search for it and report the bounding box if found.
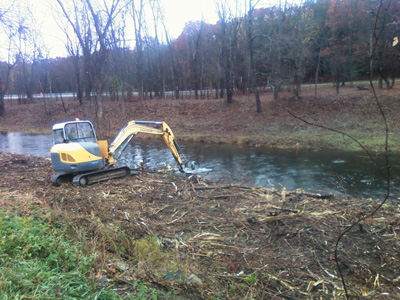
[288,2,393,297]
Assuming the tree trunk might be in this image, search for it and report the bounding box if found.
[315,43,322,98]
[255,88,261,113]
[247,1,262,113]
[0,96,5,116]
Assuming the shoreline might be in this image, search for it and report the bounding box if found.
[1,85,399,153]
[1,125,399,156]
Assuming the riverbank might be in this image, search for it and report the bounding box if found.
[1,152,399,299]
[1,84,399,152]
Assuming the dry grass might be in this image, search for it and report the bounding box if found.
[1,153,400,299]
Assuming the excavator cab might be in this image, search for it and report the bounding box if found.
[50,120,105,178]
[53,121,97,144]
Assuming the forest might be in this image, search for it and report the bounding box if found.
[0,0,399,118]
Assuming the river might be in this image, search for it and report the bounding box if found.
[0,131,398,199]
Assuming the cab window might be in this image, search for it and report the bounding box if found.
[65,124,79,141]
[78,122,96,143]
[53,129,65,144]
[65,122,96,143]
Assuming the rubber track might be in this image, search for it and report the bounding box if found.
[72,167,132,186]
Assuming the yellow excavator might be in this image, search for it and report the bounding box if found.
[50,119,187,185]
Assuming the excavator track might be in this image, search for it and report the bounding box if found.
[51,167,134,186]
[72,167,132,186]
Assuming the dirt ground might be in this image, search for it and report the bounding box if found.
[1,152,400,299]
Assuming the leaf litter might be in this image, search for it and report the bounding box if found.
[0,152,400,299]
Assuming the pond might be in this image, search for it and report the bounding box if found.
[0,131,398,199]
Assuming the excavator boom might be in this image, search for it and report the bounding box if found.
[106,120,185,172]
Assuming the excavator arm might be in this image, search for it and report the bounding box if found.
[106,120,185,172]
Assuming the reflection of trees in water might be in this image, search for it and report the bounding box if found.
[7,132,23,153]
[0,132,53,157]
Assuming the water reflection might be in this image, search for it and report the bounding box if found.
[0,132,53,157]
[0,132,398,199]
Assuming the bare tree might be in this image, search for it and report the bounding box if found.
[302,0,330,98]
[128,0,147,100]
[0,1,28,115]
[373,0,400,89]
[216,0,241,104]
[249,5,287,100]
[52,7,85,106]
[14,24,45,103]
[156,3,181,100]
[56,0,125,137]
[245,0,262,113]
[148,0,167,98]
[181,21,206,99]
[0,47,18,116]
[56,0,95,100]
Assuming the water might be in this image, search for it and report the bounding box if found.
[179,143,399,199]
[0,132,53,157]
[0,131,398,199]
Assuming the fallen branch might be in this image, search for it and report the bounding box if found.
[194,185,233,190]
[196,193,241,200]
[163,211,189,225]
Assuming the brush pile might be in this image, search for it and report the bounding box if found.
[1,152,399,299]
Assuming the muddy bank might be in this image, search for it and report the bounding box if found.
[1,152,399,299]
[1,85,399,152]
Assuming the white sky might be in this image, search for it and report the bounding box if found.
[1,0,298,59]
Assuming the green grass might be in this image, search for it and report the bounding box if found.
[0,210,117,299]
[0,207,179,299]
